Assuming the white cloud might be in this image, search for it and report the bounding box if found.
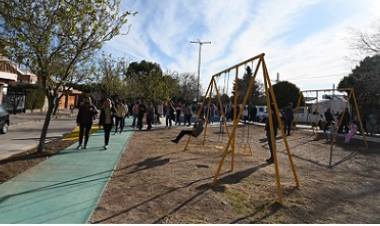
[105,0,380,91]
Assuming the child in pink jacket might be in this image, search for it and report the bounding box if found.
[344,121,358,143]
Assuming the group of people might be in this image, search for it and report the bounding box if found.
[76,97,128,150]
[75,96,202,150]
[163,101,194,128]
[130,100,156,131]
[323,108,359,143]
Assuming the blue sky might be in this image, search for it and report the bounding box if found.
[103,0,380,92]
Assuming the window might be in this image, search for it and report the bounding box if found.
[0,106,5,114]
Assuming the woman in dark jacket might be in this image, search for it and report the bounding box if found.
[76,97,98,150]
[99,98,115,150]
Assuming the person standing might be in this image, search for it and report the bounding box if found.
[175,102,182,126]
[324,108,334,133]
[137,100,146,130]
[146,102,154,130]
[131,101,139,128]
[99,98,115,150]
[367,113,378,136]
[243,105,249,124]
[164,102,174,128]
[265,104,278,164]
[283,103,294,136]
[114,100,127,134]
[249,105,257,122]
[183,104,192,126]
[76,97,98,150]
[338,108,350,134]
[156,103,163,124]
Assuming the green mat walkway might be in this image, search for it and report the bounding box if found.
[0,127,133,224]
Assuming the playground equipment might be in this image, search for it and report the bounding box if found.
[184,53,299,203]
[294,88,368,167]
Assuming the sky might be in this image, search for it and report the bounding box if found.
[102,0,380,93]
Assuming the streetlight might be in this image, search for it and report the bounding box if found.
[190,39,211,102]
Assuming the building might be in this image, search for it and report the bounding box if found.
[0,57,18,105]
[58,88,82,110]
[0,56,38,111]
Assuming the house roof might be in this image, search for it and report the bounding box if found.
[0,71,17,81]
[0,56,38,83]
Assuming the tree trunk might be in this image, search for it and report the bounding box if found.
[37,95,55,152]
[52,94,63,116]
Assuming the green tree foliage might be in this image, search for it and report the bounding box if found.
[25,86,45,111]
[338,55,380,115]
[172,72,198,104]
[272,81,302,109]
[123,61,195,104]
[231,67,265,106]
[0,0,133,151]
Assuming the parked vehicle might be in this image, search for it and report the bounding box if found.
[255,105,268,122]
[294,94,350,128]
[0,105,10,134]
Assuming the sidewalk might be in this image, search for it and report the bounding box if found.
[0,117,77,161]
[0,127,133,223]
[9,109,76,126]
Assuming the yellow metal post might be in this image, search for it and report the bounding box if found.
[213,57,262,183]
[263,60,300,189]
[262,62,283,203]
[202,79,214,145]
[213,78,231,137]
[183,78,214,151]
[351,89,368,148]
[231,67,239,171]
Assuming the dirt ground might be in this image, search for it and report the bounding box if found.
[90,124,380,224]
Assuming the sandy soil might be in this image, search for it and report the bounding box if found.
[89,124,380,223]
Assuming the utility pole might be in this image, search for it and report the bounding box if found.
[190,39,211,102]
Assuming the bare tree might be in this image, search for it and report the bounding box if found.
[353,23,380,55]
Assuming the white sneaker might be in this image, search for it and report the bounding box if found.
[104,145,108,150]
[76,145,82,150]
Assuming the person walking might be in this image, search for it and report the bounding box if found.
[76,97,98,150]
[99,98,115,150]
[114,100,127,134]
[137,100,146,130]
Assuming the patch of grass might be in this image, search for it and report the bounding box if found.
[223,187,252,215]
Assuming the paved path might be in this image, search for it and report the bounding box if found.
[0,127,133,223]
[0,117,76,160]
